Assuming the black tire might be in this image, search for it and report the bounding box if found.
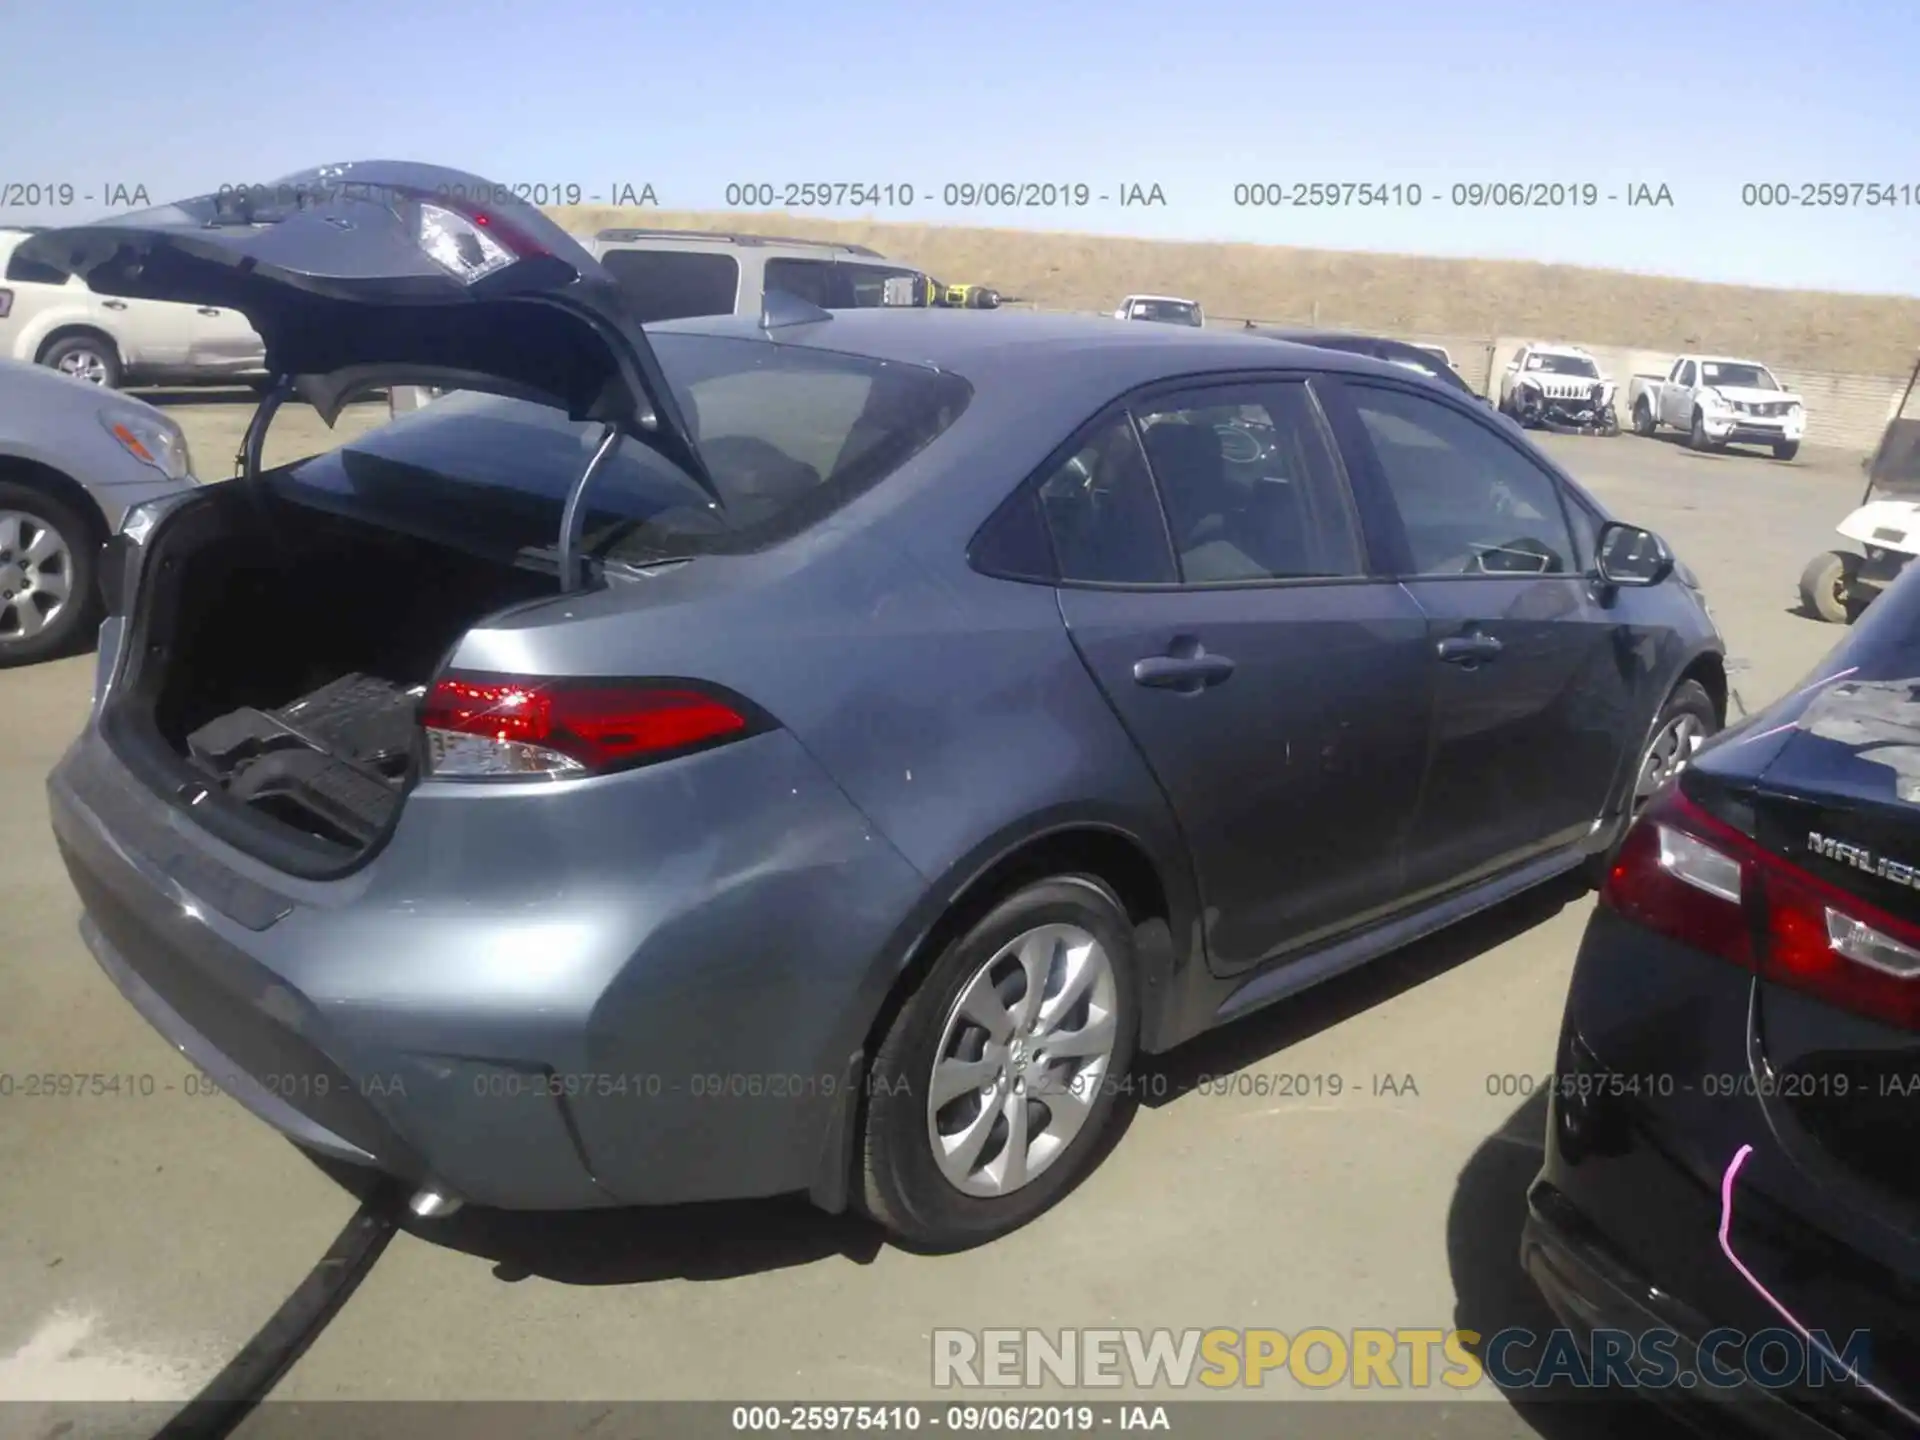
[1585,678,1720,886]
[1688,408,1711,451]
[0,481,102,667]
[1773,439,1800,461]
[1799,550,1860,624]
[859,875,1140,1250]
[39,333,123,389]
[1632,398,1656,437]
[1600,406,1621,437]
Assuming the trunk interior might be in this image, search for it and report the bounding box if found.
[111,482,560,870]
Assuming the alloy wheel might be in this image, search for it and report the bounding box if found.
[1634,712,1708,807]
[0,510,73,643]
[925,922,1119,1198]
[55,350,110,385]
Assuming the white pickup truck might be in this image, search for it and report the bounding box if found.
[1625,354,1805,460]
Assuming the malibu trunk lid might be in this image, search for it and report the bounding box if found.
[7,161,716,537]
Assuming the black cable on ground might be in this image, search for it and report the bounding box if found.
[153,1182,403,1440]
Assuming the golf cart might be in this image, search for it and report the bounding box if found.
[1799,352,1920,623]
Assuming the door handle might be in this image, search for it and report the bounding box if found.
[1436,633,1504,665]
[101,299,127,310]
[1133,652,1236,691]
[196,306,221,316]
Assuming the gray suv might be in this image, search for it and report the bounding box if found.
[584,228,933,322]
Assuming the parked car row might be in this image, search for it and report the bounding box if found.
[8,163,1914,1434]
[0,203,1818,474]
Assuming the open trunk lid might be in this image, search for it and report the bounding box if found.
[6,160,710,493]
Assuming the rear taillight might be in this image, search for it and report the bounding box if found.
[1601,789,1755,967]
[420,674,759,780]
[1760,853,1920,1032]
[0,287,13,319]
[1602,788,1920,1032]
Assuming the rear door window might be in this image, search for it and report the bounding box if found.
[598,249,741,323]
[1134,382,1364,583]
[1035,418,1178,585]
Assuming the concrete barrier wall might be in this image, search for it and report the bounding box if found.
[1192,314,1901,452]
[1015,301,1908,451]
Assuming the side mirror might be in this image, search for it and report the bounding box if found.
[1594,521,1674,587]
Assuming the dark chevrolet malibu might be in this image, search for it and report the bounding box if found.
[1528,559,1920,1435]
[21,163,1723,1250]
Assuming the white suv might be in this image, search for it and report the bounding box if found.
[584,229,933,321]
[0,227,266,389]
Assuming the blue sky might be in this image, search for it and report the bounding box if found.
[2,0,1915,293]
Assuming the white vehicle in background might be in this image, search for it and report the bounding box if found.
[0,227,266,390]
[1412,343,1453,369]
[1497,343,1619,434]
[1113,295,1204,327]
[1626,353,1805,460]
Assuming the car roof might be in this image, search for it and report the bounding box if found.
[1122,294,1199,304]
[650,308,1423,400]
[1525,343,1593,356]
[1695,354,1772,367]
[590,228,886,258]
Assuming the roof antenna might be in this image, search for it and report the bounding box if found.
[760,289,834,331]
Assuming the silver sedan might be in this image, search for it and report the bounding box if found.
[0,357,200,665]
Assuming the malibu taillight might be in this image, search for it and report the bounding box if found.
[1601,787,1920,1032]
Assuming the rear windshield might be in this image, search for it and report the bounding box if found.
[1130,301,1201,325]
[272,334,974,564]
[1699,362,1778,390]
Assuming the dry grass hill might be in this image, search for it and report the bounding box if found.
[547,206,1920,377]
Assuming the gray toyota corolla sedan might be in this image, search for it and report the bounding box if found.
[21,164,1726,1249]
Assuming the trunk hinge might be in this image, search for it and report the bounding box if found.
[235,378,299,570]
[235,379,295,483]
[557,423,623,592]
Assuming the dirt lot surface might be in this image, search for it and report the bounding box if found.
[0,400,1869,1436]
[550,205,1920,374]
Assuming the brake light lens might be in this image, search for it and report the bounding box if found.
[1602,787,1920,1032]
[417,203,517,285]
[1760,858,1920,1032]
[420,675,756,780]
[1601,790,1754,968]
[0,288,12,319]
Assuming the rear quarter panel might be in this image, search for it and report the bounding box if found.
[453,522,1196,1068]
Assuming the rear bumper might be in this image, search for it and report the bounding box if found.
[1526,908,1920,1438]
[49,721,929,1211]
[1523,1186,1858,1439]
